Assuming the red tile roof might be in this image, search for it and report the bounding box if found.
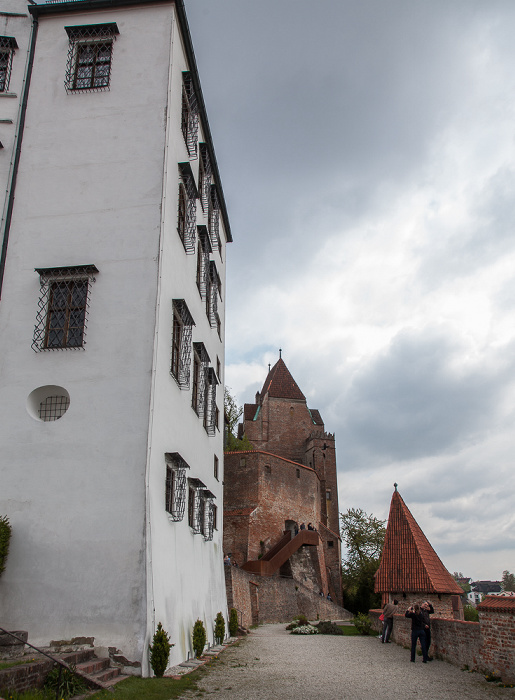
[477,595,515,613]
[243,403,258,421]
[260,358,305,401]
[309,408,324,426]
[375,490,463,595]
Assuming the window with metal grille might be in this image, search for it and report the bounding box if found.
[188,478,207,534]
[64,23,119,93]
[203,490,215,541]
[196,226,211,300]
[165,452,189,521]
[181,72,198,158]
[208,185,221,252]
[192,342,210,416]
[32,265,98,352]
[199,144,212,211]
[206,261,221,329]
[214,454,219,480]
[170,300,194,388]
[178,162,198,253]
[39,394,70,422]
[203,367,218,436]
[0,37,17,93]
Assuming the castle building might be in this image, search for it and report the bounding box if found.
[224,358,343,608]
[375,487,464,618]
[0,0,231,673]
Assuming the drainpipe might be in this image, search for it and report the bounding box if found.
[0,10,38,299]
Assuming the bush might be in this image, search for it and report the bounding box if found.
[44,663,87,699]
[316,620,344,635]
[229,608,239,637]
[463,605,479,622]
[192,619,207,658]
[296,614,308,626]
[214,612,225,644]
[0,515,12,578]
[149,621,172,677]
[290,625,318,635]
[353,612,373,635]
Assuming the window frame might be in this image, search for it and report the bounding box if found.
[170,299,195,389]
[64,23,119,93]
[177,163,198,254]
[0,37,17,93]
[181,72,199,158]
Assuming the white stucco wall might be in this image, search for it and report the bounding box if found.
[0,0,228,672]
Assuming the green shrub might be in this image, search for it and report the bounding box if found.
[149,621,172,677]
[352,612,373,635]
[296,614,308,626]
[464,605,479,622]
[0,515,12,578]
[192,619,206,658]
[44,663,87,699]
[229,608,239,637]
[316,620,344,635]
[285,622,298,630]
[214,612,225,644]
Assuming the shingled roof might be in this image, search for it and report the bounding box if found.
[477,595,515,613]
[375,489,463,595]
[260,358,305,401]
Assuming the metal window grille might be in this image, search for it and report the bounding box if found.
[188,477,206,534]
[214,454,219,480]
[165,452,189,521]
[170,299,195,389]
[178,163,198,253]
[207,261,220,328]
[199,144,212,211]
[203,367,218,436]
[196,226,211,300]
[192,342,210,416]
[39,395,70,422]
[208,185,221,251]
[181,72,198,158]
[0,37,17,93]
[32,265,98,352]
[64,24,119,93]
[203,491,215,541]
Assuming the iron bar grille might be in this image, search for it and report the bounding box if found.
[208,186,221,251]
[196,226,211,300]
[188,477,206,534]
[203,367,218,436]
[192,342,210,416]
[165,452,190,521]
[64,24,119,93]
[181,72,198,158]
[199,144,212,211]
[207,261,220,328]
[178,162,198,254]
[0,37,17,93]
[170,299,194,389]
[32,265,98,352]
[39,395,70,422]
[203,493,215,541]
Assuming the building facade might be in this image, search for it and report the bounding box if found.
[0,0,231,674]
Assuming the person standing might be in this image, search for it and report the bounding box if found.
[381,599,399,643]
[405,604,428,662]
[420,601,434,660]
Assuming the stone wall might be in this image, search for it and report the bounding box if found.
[0,658,53,694]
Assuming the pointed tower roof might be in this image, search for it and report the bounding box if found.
[375,489,463,595]
[259,358,305,401]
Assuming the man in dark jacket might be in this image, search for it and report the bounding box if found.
[381,599,398,643]
[420,601,434,660]
[405,604,428,662]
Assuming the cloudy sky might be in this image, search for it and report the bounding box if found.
[184,0,515,582]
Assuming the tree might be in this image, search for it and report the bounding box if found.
[340,508,386,615]
[502,570,515,592]
[224,386,253,452]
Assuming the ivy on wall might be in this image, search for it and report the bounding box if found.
[0,516,12,577]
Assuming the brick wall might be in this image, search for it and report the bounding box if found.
[225,565,255,629]
[0,658,54,694]
[381,592,462,620]
[479,610,515,683]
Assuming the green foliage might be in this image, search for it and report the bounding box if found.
[340,508,385,614]
[296,614,308,626]
[463,605,479,622]
[315,621,344,635]
[44,663,87,699]
[192,619,206,658]
[0,690,53,700]
[87,673,199,700]
[0,515,12,578]
[229,608,239,637]
[352,612,373,635]
[214,612,225,644]
[224,387,254,452]
[502,570,515,592]
[149,622,172,678]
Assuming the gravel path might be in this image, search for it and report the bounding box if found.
[186,624,515,700]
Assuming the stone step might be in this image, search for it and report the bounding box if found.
[76,658,110,675]
[94,666,122,683]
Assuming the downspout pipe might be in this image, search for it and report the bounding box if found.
[0,10,38,300]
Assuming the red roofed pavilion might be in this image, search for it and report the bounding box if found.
[375,487,464,619]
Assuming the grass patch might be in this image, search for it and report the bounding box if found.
[0,690,53,699]
[337,625,361,636]
[88,672,200,700]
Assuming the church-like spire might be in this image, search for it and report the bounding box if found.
[259,357,305,401]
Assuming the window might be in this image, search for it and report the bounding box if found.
[32,265,98,352]
[203,367,218,436]
[207,261,221,329]
[192,342,210,415]
[196,226,211,299]
[326,490,332,501]
[216,356,221,381]
[199,144,212,211]
[214,454,219,480]
[328,541,334,548]
[177,163,198,253]
[203,491,216,541]
[181,72,199,157]
[165,452,189,521]
[64,23,119,93]
[208,185,221,252]
[188,477,207,534]
[39,394,70,422]
[170,300,195,388]
[0,37,17,93]
[296,468,300,479]
[212,503,218,531]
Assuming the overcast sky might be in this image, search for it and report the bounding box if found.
[185,0,515,582]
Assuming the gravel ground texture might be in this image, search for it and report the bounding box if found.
[184,624,515,700]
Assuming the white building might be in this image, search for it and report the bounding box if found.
[0,0,231,675]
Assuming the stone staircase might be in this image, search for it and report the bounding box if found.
[69,649,128,688]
